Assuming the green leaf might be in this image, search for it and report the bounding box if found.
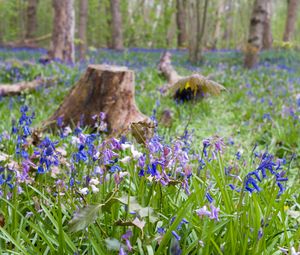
[69,204,102,233]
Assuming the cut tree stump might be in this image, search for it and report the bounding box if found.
[158,51,226,101]
[0,78,55,97]
[44,65,154,142]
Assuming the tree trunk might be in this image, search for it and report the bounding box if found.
[223,0,233,48]
[188,0,209,63]
[244,0,268,69]
[50,0,75,63]
[25,0,39,40]
[79,0,88,59]
[110,0,124,50]
[212,0,224,49]
[263,0,272,50]
[283,0,299,42]
[176,0,187,48]
[44,65,153,142]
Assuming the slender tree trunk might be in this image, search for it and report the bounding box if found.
[283,0,299,42]
[189,0,209,63]
[176,0,187,48]
[110,0,124,50]
[223,0,233,48]
[50,0,75,63]
[263,0,272,49]
[79,0,88,59]
[212,0,224,49]
[244,0,268,69]
[25,0,38,40]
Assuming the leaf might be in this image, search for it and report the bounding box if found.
[117,196,143,212]
[105,238,122,251]
[69,190,119,232]
[139,206,158,223]
[69,204,102,233]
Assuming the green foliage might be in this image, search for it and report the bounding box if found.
[0,48,299,254]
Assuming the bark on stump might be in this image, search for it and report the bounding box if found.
[44,65,153,142]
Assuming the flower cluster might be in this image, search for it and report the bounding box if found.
[245,152,288,196]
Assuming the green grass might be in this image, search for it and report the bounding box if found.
[0,48,299,254]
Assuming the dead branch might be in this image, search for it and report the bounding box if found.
[0,77,55,97]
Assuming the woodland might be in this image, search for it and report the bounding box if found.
[0,0,299,254]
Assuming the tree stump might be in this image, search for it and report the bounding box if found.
[44,65,154,142]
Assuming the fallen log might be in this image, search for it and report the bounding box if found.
[43,65,154,143]
[1,34,51,48]
[158,51,226,101]
[0,78,55,97]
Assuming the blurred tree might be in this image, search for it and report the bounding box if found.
[283,0,299,42]
[212,0,224,49]
[176,0,187,48]
[25,0,39,40]
[263,0,273,49]
[110,0,123,50]
[223,0,233,48]
[188,0,209,63]
[50,0,75,63]
[79,0,88,59]
[244,0,268,69]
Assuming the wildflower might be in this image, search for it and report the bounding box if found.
[195,206,211,218]
[79,187,89,195]
[120,156,131,164]
[236,151,241,160]
[110,165,122,173]
[209,204,220,221]
[90,185,99,193]
[121,230,133,252]
[89,178,100,185]
[171,230,181,241]
[157,227,165,234]
[131,145,143,159]
[205,192,214,203]
[119,247,127,255]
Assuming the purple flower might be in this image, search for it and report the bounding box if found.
[209,204,220,221]
[121,230,132,252]
[196,206,211,218]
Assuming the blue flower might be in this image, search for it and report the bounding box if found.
[171,230,181,241]
[206,192,214,203]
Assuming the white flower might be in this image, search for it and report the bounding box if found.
[79,187,89,195]
[91,185,99,193]
[63,126,72,136]
[120,156,131,164]
[71,136,80,145]
[94,166,104,175]
[121,143,131,150]
[89,178,100,185]
[131,145,143,159]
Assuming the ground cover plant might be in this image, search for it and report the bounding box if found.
[0,47,300,255]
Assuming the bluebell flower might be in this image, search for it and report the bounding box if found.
[110,165,121,173]
[157,227,165,234]
[206,192,214,203]
[171,230,181,241]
